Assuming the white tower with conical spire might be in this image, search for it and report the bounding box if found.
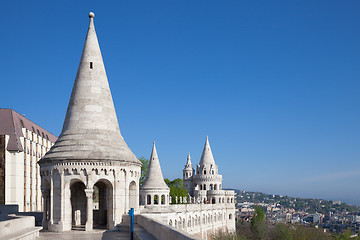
[183,153,195,195]
[140,142,170,206]
[39,12,141,232]
[187,137,223,204]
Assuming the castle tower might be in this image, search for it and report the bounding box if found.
[140,142,170,206]
[183,153,194,195]
[192,137,223,203]
[39,12,141,232]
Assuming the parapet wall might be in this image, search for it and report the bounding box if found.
[135,215,201,240]
[140,203,235,239]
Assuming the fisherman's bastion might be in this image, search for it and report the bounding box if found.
[1,13,235,240]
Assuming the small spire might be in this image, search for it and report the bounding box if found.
[141,142,169,190]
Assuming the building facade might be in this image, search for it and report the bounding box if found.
[0,109,57,212]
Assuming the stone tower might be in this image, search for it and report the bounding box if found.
[183,153,194,196]
[38,12,141,232]
[192,137,223,203]
[140,142,170,206]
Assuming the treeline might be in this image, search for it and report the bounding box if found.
[211,206,358,240]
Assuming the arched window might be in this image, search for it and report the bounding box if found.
[204,184,206,190]
[204,170,206,174]
[200,185,203,190]
[212,198,215,204]
[161,195,165,204]
[147,195,151,205]
[229,214,232,220]
[214,184,217,190]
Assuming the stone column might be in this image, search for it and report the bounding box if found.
[59,170,64,224]
[85,189,94,231]
[41,190,49,229]
[49,174,53,225]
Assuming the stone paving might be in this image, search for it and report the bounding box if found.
[37,229,129,240]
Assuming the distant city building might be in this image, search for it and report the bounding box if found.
[0,109,57,211]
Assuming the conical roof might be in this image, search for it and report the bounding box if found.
[40,12,139,164]
[184,152,193,170]
[199,136,216,166]
[141,142,169,190]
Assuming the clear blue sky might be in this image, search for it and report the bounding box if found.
[1,1,360,205]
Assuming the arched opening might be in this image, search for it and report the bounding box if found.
[210,184,213,190]
[200,185,203,190]
[212,197,215,204]
[70,181,86,228]
[229,214,232,220]
[214,184,218,190]
[129,181,137,210]
[154,195,159,204]
[203,184,206,190]
[93,180,113,229]
[161,195,165,204]
[147,195,151,205]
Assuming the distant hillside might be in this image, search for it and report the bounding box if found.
[227,189,360,214]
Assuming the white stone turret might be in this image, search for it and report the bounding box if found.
[192,137,223,203]
[38,13,141,232]
[183,153,195,195]
[140,142,170,206]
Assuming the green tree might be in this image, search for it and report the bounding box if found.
[164,178,188,204]
[139,157,149,186]
[333,228,358,240]
[274,223,292,240]
[251,206,266,240]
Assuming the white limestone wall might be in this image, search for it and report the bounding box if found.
[40,161,141,232]
[5,135,24,209]
[140,203,236,239]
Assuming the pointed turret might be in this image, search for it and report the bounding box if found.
[141,142,169,190]
[199,136,216,166]
[184,153,193,169]
[40,12,138,164]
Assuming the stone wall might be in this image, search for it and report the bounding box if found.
[140,202,235,239]
[135,214,201,240]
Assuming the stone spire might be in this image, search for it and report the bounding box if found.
[141,142,169,190]
[199,136,216,166]
[40,12,139,164]
[184,153,193,169]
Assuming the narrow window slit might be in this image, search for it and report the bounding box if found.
[90,62,93,69]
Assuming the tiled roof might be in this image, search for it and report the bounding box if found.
[0,109,58,151]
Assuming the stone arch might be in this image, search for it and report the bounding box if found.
[147,194,151,205]
[214,184,218,190]
[93,179,113,229]
[70,179,87,227]
[129,181,137,210]
[154,195,159,204]
[161,195,165,204]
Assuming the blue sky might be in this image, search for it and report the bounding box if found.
[1,1,360,205]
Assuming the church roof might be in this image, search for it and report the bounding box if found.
[140,142,169,190]
[40,13,139,164]
[199,136,216,166]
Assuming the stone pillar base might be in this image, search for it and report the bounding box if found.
[85,222,93,231]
